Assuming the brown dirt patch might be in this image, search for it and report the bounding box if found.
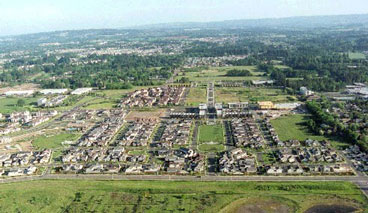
[125,109,166,121]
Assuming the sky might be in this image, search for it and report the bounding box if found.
[0,0,368,36]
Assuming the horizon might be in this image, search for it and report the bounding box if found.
[2,12,368,38]
[1,0,368,36]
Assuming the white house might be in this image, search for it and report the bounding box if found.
[300,87,314,96]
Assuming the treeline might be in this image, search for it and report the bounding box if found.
[306,101,368,152]
[2,54,183,89]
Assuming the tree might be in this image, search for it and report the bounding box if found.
[17,99,25,107]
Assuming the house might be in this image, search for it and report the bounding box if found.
[300,87,314,96]
[37,98,47,106]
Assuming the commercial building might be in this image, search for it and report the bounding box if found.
[40,89,68,95]
[71,88,93,95]
[4,90,34,96]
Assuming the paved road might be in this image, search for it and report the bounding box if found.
[190,122,199,149]
[207,82,215,108]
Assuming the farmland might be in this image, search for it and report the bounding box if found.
[0,180,365,213]
[185,87,207,106]
[215,87,296,103]
[177,66,267,82]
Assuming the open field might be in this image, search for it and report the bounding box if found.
[271,114,332,142]
[32,133,81,150]
[215,87,296,103]
[0,83,40,94]
[349,52,366,60]
[82,98,116,110]
[270,114,347,149]
[125,109,166,120]
[185,87,207,106]
[274,65,291,70]
[0,180,365,212]
[177,66,268,82]
[0,97,39,114]
[198,124,225,152]
[97,86,153,100]
[198,124,224,143]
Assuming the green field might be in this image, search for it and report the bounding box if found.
[185,87,207,106]
[348,52,366,60]
[271,114,330,141]
[270,114,348,149]
[98,86,152,99]
[216,87,296,103]
[198,124,224,143]
[0,180,365,212]
[198,124,225,152]
[0,97,39,114]
[82,98,116,110]
[33,133,81,150]
[177,66,267,82]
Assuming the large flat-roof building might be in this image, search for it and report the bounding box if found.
[40,89,68,95]
[4,90,35,96]
[71,88,93,95]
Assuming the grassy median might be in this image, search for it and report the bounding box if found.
[0,180,366,212]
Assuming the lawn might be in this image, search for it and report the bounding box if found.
[0,180,365,212]
[98,86,152,99]
[82,98,116,110]
[216,88,296,103]
[271,114,335,142]
[32,133,81,150]
[185,87,207,106]
[198,124,224,143]
[0,97,39,114]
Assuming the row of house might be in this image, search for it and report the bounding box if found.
[154,119,192,147]
[120,86,185,107]
[37,95,67,107]
[0,150,51,167]
[219,148,257,174]
[162,148,204,174]
[263,164,352,175]
[230,118,265,149]
[61,147,146,163]
[0,166,38,177]
[275,146,343,164]
[113,118,157,147]
[59,163,162,174]
[77,110,127,147]
[7,110,57,126]
[344,145,368,172]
